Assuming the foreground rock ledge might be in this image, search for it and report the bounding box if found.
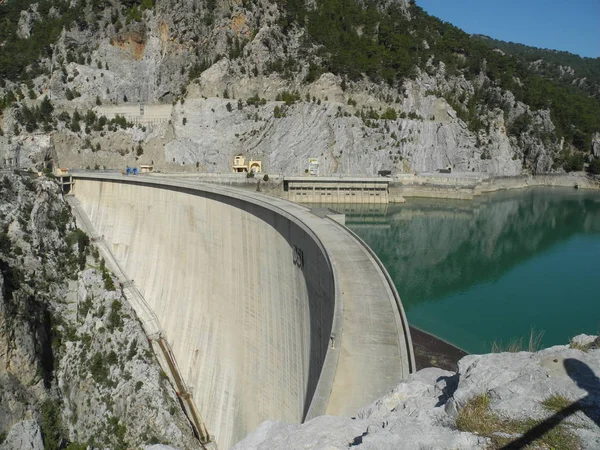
[234,335,600,450]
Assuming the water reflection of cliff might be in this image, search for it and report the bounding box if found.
[348,188,600,308]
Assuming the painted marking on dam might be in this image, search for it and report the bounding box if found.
[70,173,415,449]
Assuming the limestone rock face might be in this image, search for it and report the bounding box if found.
[0,420,44,450]
[592,132,600,158]
[0,174,199,449]
[0,0,580,176]
[234,340,600,449]
[165,84,522,177]
[17,6,39,40]
[446,348,600,425]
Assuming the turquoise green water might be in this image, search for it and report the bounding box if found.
[343,188,600,354]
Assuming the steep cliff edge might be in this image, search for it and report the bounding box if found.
[0,173,200,449]
[234,335,600,449]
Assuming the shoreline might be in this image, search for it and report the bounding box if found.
[409,326,469,372]
[390,172,600,201]
[146,171,600,203]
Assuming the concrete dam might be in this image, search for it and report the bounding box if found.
[70,174,415,449]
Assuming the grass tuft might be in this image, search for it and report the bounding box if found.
[569,335,600,352]
[542,394,573,413]
[456,393,581,449]
[491,328,544,353]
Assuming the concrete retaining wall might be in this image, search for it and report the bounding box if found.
[73,179,335,449]
[391,173,599,199]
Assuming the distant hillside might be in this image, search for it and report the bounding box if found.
[472,34,600,100]
[1,0,600,176]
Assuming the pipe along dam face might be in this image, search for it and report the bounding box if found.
[70,174,415,449]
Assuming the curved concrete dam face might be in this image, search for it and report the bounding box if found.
[72,176,414,449]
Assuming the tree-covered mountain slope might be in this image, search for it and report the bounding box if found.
[0,0,599,176]
[473,34,600,100]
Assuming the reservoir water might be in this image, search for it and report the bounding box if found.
[343,187,600,354]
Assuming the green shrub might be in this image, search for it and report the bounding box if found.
[65,442,88,450]
[587,158,600,175]
[0,232,11,254]
[563,153,585,172]
[40,399,64,450]
[507,113,532,136]
[381,108,398,120]
[103,270,116,291]
[275,90,301,105]
[107,416,128,449]
[107,350,118,365]
[66,229,89,270]
[127,340,138,359]
[79,296,93,318]
[90,352,109,384]
[108,300,123,329]
[246,94,266,107]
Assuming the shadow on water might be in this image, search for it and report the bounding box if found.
[345,188,600,304]
[501,358,600,449]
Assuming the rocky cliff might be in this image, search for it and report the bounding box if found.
[0,0,599,176]
[234,335,600,449]
[0,172,200,449]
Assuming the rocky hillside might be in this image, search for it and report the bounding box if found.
[0,172,200,449]
[0,0,599,176]
[234,335,600,449]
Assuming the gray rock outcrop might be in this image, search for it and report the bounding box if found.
[0,0,590,176]
[234,339,600,449]
[17,5,39,40]
[0,420,43,450]
[0,173,200,449]
[592,133,600,159]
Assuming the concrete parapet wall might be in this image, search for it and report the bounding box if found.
[73,178,335,449]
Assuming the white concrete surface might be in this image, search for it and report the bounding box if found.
[71,174,414,449]
[95,104,172,125]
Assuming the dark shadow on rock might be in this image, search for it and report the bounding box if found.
[350,430,368,447]
[564,358,600,426]
[501,358,600,449]
[435,373,459,407]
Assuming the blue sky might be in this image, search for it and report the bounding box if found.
[416,0,600,58]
